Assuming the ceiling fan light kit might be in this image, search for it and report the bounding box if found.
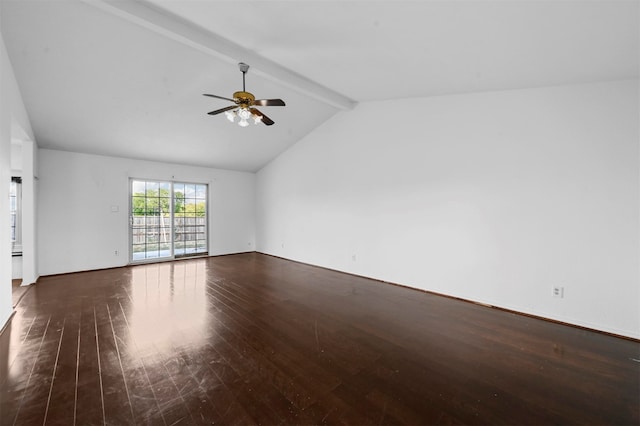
[204,62,285,127]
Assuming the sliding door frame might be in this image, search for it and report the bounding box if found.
[128,178,209,264]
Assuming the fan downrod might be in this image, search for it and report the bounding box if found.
[238,62,250,91]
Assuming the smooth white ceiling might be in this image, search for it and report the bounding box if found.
[1,0,638,172]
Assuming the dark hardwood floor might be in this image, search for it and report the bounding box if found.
[0,253,638,425]
[11,279,30,309]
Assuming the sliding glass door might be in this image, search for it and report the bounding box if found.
[173,182,208,257]
[130,179,208,262]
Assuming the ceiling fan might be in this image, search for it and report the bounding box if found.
[203,62,285,127]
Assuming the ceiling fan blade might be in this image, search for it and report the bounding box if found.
[250,108,275,126]
[253,99,286,107]
[203,93,236,102]
[207,105,237,116]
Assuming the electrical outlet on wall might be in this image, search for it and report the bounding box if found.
[552,286,564,298]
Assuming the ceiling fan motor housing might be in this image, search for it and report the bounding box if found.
[233,91,255,108]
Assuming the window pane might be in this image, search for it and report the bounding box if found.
[185,184,196,198]
[159,197,171,214]
[10,180,21,250]
[196,185,206,199]
[132,196,145,215]
[132,244,145,252]
[132,245,146,261]
[132,227,145,244]
[132,180,145,194]
[146,243,159,252]
[131,179,172,262]
[10,214,16,241]
[182,200,194,217]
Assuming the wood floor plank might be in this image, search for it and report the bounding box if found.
[204,288,341,389]
[107,300,164,425]
[13,315,62,426]
[42,313,77,426]
[1,314,49,391]
[1,313,36,382]
[1,253,638,425]
[163,348,223,425]
[94,303,135,425]
[74,306,105,426]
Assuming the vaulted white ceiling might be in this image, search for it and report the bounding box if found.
[1,0,637,172]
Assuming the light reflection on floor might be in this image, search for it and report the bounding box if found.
[126,260,214,356]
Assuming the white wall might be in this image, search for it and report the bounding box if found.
[256,80,640,339]
[10,140,20,173]
[1,19,35,329]
[38,149,255,276]
[20,140,37,284]
[11,256,21,280]
[0,27,13,327]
